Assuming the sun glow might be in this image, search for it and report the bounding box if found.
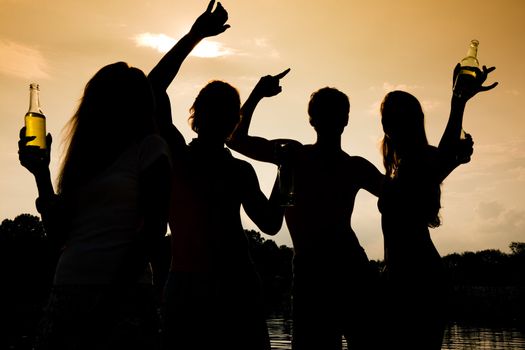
[191,40,234,58]
[134,32,233,58]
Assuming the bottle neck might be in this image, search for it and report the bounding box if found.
[466,45,478,59]
[28,84,43,114]
[461,41,479,68]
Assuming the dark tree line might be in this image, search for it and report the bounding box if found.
[244,229,525,323]
[244,229,294,316]
[0,214,523,348]
[442,243,525,322]
[0,214,60,349]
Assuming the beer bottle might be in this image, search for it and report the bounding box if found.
[24,83,47,149]
[453,39,480,100]
[454,40,481,163]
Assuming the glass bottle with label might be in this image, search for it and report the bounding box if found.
[24,83,47,149]
[453,40,480,162]
[453,39,480,100]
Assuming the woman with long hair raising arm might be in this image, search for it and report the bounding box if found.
[378,64,497,349]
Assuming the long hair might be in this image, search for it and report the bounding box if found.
[380,90,441,228]
[189,80,240,140]
[380,90,428,178]
[57,62,156,195]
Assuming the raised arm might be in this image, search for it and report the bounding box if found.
[438,64,497,151]
[18,129,66,247]
[227,69,291,164]
[148,0,229,91]
[436,64,497,181]
[147,0,230,152]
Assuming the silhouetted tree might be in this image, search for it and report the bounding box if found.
[510,242,525,256]
[245,229,293,315]
[443,243,525,322]
[0,214,59,349]
[0,213,45,242]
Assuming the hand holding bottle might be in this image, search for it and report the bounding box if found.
[455,132,474,164]
[18,127,52,177]
[190,0,230,39]
[452,63,498,102]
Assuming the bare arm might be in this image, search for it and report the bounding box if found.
[437,64,497,181]
[228,69,291,164]
[148,0,229,91]
[147,0,230,152]
[439,64,497,152]
[18,129,66,246]
[241,163,284,235]
[18,129,54,200]
[355,156,384,198]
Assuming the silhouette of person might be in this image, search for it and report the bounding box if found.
[18,62,171,350]
[147,2,284,349]
[377,64,498,349]
[227,73,384,349]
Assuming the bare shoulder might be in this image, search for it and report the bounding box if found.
[346,154,379,170]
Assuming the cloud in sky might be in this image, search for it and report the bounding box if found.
[0,39,49,79]
[134,32,235,58]
[471,140,525,179]
[475,202,525,245]
[476,200,505,220]
[253,37,280,58]
[381,82,421,92]
[505,89,520,96]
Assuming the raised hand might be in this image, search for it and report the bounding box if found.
[453,63,498,101]
[18,127,52,176]
[190,0,230,39]
[253,68,291,98]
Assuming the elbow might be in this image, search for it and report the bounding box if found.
[264,226,280,236]
[260,216,283,236]
[226,134,243,151]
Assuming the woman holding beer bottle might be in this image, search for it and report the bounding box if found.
[18,62,171,350]
[377,63,497,349]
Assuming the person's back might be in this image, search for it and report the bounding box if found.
[158,79,283,350]
[229,83,384,349]
[54,134,168,285]
[285,144,373,258]
[144,4,285,348]
[169,139,258,272]
[379,145,444,282]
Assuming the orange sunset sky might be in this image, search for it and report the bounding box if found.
[1,0,523,260]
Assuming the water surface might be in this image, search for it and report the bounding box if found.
[267,317,525,349]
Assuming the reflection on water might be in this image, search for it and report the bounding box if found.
[267,316,525,350]
[442,322,525,350]
[266,317,293,350]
